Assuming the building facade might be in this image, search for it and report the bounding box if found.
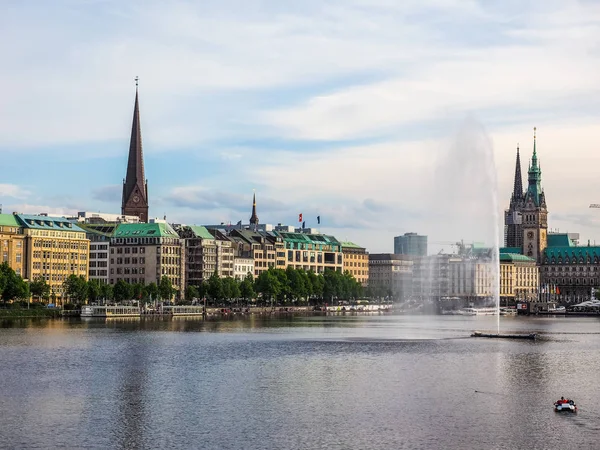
[341,242,369,286]
[176,225,217,288]
[499,253,538,305]
[110,223,183,295]
[368,254,413,300]
[278,231,344,274]
[80,224,115,285]
[394,233,427,257]
[0,214,26,278]
[233,257,255,280]
[17,214,89,299]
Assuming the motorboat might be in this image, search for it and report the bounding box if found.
[554,399,577,412]
[499,307,517,316]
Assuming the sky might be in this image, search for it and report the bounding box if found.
[1,0,600,253]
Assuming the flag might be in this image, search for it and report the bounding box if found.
[302,221,306,229]
[298,213,303,222]
[317,216,321,224]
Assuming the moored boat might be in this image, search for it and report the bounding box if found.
[81,305,141,318]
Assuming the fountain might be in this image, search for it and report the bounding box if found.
[432,117,535,340]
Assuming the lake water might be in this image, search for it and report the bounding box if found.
[1,314,600,449]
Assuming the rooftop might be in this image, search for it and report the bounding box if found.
[16,214,85,232]
[499,253,536,263]
[0,214,21,227]
[114,222,179,238]
[341,241,365,249]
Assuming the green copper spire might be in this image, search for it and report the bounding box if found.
[527,127,543,205]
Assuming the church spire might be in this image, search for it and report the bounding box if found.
[122,77,149,222]
[511,144,523,200]
[527,126,542,206]
[249,191,259,228]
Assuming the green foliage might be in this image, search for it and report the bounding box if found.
[30,277,50,301]
[63,275,88,303]
[240,275,255,301]
[86,279,102,303]
[185,285,199,301]
[143,282,158,301]
[131,283,144,301]
[207,272,224,301]
[100,282,113,301]
[0,262,29,302]
[223,277,240,300]
[113,279,133,302]
[158,276,175,301]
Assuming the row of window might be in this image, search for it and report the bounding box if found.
[33,240,87,250]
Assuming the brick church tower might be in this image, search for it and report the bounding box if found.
[122,78,149,222]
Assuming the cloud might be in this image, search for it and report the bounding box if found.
[0,184,30,199]
[92,185,122,203]
[2,203,77,218]
[163,186,287,214]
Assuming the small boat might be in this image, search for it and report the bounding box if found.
[499,307,517,316]
[554,399,577,412]
[471,331,536,340]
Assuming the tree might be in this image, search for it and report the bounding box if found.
[30,277,50,302]
[240,275,255,303]
[0,262,29,302]
[87,279,101,303]
[159,276,175,301]
[113,280,133,302]
[63,275,88,303]
[255,269,282,305]
[100,283,113,302]
[132,283,144,301]
[185,285,200,302]
[207,272,224,302]
[143,282,159,301]
[223,277,240,302]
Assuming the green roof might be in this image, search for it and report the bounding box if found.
[500,247,521,254]
[276,231,341,247]
[189,225,215,240]
[547,233,575,247]
[16,214,85,232]
[79,223,118,237]
[114,222,179,238]
[544,246,600,261]
[500,253,535,263]
[341,241,364,249]
[0,214,20,227]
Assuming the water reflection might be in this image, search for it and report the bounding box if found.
[2,315,600,449]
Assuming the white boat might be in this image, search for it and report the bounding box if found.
[500,307,517,316]
[460,307,498,316]
[554,399,577,412]
[548,306,566,313]
[81,305,140,318]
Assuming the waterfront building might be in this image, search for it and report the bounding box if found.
[228,229,279,277]
[79,223,115,285]
[0,214,26,278]
[233,257,254,280]
[411,254,457,300]
[394,233,427,257]
[540,233,600,304]
[341,242,369,286]
[110,223,183,296]
[16,214,89,299]
[499,253,538,305]
[121,82,149,222]
[448,258,495,300]
[368,254,412,300]
[210,229,235,278]
[175,225,217,288]
[277,231,344,274]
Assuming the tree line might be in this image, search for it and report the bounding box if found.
[1,262,364,306]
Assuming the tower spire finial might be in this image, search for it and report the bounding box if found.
[135,76,139,89]
[249,190,259,228]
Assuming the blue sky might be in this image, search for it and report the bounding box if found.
[1,0,600,252]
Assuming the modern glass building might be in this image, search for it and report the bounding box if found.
[394,232,428,257]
